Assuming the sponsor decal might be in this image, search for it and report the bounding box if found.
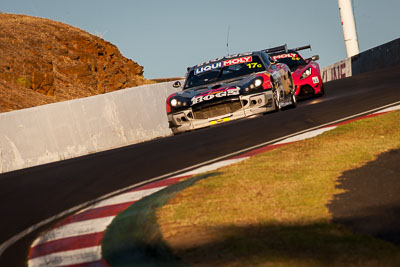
[273,53,298,60]
[194,56,253,75]
[312,76,319,84]
[195,62,222,75]
[196,52,252,67]
[191,87,240,105]
[223,56,252,67]
[210,117,230,125]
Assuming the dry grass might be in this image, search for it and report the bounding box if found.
[157,110,400,266]
[0,13,151,113]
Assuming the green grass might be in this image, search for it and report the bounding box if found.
[156,110,400,266]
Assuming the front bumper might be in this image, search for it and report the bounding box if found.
[294,74,323,96]
[168,91,274,134]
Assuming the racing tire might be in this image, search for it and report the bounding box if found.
[273,89,281,112]
[286,75,297,109]
[319,83,325,96]
[288,92,297,109]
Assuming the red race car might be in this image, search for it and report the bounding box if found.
[265,45,324,98]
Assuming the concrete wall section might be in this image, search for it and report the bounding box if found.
[0,82,180,173]
[351,38,400,75]
[321,37,400,83]
[321,58,352,83]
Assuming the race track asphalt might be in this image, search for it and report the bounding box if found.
[1,65,400,266]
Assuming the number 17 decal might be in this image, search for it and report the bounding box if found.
[247,63,262,69]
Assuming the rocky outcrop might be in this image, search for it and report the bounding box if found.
[0,13,152,113]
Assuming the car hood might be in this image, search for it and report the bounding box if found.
[291,64,310,77]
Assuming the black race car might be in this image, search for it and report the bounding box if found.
[166,50,296,134]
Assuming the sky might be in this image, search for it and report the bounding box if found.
[1,0,400,79]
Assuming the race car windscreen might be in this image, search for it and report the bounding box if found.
[184,55,265,89]
[272,52,306,71]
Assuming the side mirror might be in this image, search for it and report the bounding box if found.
[311,55,320,61]
[173,81,182,88]
[270,59,278,65]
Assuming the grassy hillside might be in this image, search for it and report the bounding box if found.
[157,110,400,266]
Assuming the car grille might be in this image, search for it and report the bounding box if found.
[193,100,242,119]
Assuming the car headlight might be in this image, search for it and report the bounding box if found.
[301,67,312,80]
[246,78,264,92]
[254,78,262,87]
[170,98,187,108]
[170,98,178,107]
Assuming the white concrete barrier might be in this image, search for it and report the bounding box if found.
[0,81,180,173]
[321,58,352,83]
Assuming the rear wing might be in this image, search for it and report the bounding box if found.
[264,44,312,54]
[264,44,287,54]
[293,45,312,52]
